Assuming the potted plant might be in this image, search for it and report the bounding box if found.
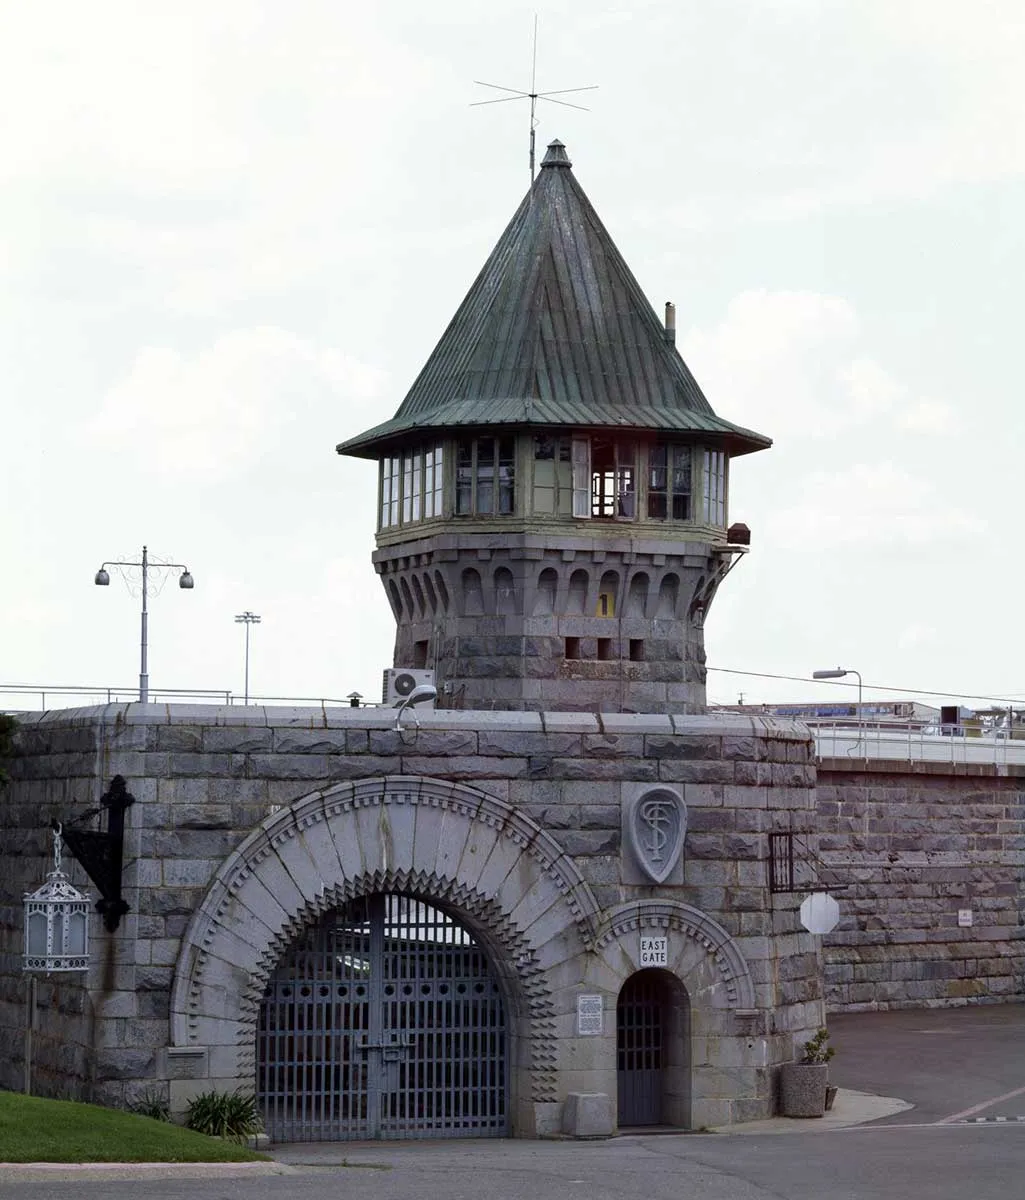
[780,1027,835,1118]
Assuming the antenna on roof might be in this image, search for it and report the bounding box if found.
[471,14,597,182]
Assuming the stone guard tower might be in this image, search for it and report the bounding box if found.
[338,141,770,713]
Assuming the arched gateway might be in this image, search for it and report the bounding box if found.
[170,776,603,1138]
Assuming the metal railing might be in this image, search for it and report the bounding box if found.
[0,684,377,712]
[812,723,1025,766]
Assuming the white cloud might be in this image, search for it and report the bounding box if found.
[766,461,985,549]
[836,358,905,420]
[682,290,951,441]
[0,4,435,187]
[682,290,859,437]
[85,327,387,482]
[789,1,1025,209]
[897,399,959,435]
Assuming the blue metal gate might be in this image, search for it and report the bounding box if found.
[257,893,508,1141]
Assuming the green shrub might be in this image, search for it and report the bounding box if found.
[800,1027,836,1065]
[130,1089,171,1122]
[185,1089,261,1143]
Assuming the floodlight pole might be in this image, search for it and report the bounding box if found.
[94,546,194,703]
[235,611,261,705]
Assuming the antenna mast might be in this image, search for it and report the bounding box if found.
[472,15,597,182]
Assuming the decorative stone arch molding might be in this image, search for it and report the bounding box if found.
[170,776,602,1102]
[594,899,756,1009]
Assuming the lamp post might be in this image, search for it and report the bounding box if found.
[813,667,863,751]
[235,611,261,705]
[94,546,194,703]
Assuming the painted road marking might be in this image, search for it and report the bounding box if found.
[938,1084,1025,1124]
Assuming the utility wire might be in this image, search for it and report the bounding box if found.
[707,667,1024,708]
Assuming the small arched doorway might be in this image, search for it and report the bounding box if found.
[257,893,508,1141]
[616,969,691,1129]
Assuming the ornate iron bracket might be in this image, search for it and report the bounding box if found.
[54,775,135,932]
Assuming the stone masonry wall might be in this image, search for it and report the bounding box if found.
[0,704,820,1115]
[818,759,1025,1011]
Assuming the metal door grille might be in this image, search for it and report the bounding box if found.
[257,893,507,1141]
[617,971,665,1126]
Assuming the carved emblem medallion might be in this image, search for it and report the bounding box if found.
[625,787,687,884]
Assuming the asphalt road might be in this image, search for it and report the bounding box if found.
[5,1128,1025,1200]
[828,1003,1025,1125]
[3,1004,1023,1200]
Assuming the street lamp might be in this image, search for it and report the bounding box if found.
[94,546,194,703]
[813,667,864,750]
[234,611,261,705]
[812,667,862,714]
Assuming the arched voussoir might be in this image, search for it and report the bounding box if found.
[594,899,756,1010]
[170,776,600,1100]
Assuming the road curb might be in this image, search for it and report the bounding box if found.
[0,1160,294,1181]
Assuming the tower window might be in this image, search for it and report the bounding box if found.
[564,636,581,660]
[572,436,636,519]
[423,445,444,517]
[381,455,401,528]
[533,436,573,515]
[702,449,727,526]
[597,638,614,661]
[648,444,692,520]
[379,443,444,530]
[456,437,515,516]
[629,639,645,662]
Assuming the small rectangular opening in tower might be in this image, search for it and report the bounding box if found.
[597,638,614,661]
[413,640,429,668]
[565,636,581,660]
[629,639,645,662]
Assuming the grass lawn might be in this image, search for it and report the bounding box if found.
[0,1090,266,1163]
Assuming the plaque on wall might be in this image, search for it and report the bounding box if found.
[624,786,687,883]
[576,994,604,1036]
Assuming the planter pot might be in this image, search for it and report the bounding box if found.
[780,1062,829,1118]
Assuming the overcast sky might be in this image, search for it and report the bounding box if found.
[3,0,1022,713]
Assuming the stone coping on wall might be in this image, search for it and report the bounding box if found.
[12,703,813,741]
[818,756,1025,779]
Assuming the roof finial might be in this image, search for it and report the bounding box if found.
[541,140,572,169]
[471,15,597,182]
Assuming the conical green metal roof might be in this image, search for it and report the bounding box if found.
[338,140,770,458]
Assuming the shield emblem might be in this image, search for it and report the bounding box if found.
[626,787,687,884]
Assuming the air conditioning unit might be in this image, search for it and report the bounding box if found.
[382,668,435,707]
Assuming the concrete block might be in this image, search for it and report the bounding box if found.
[562,1092,614,1138]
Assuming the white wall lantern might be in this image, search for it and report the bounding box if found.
[23,824,90,974]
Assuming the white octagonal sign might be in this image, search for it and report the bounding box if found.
[800,892,840,935]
